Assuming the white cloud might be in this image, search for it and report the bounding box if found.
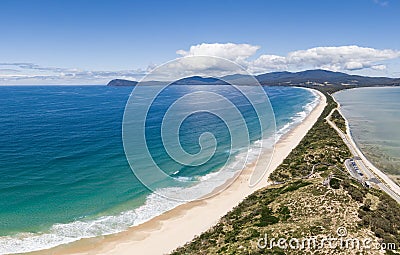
[175,44,400,75]
[371,64,387,70]
[140,56,249,82]
[2,44,400,84]
[250,45,400,73]
[0,63,147,85]
[249,54,288,73]
[176,43,260,63]
[147,43,262,80]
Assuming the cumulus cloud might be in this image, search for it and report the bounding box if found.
[144,43,262,80]
[284,46,400,71]
[2,43,400,84]
[249,54,288,73]
[371,64,387,70]
[175,44,400,75]
[176,43,260,63]
[139,56,249,82]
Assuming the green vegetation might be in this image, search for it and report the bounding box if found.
[171,89,400,255]
[171,175,380,254]
[331,109,347,134]
[269,92,351,181]
[359,191,400,248]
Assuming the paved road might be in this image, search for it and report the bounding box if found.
[326,108,400,203]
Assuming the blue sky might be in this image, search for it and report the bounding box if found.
[1,0,399,84]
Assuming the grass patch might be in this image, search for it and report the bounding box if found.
[171,89,400,255]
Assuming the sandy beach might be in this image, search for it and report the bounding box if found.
[29,89,327,255]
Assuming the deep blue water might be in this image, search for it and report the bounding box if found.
[0,85,317,253]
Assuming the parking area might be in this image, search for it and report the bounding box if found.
[345,158,363,181]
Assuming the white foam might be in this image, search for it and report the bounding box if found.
[0,142,264,254]
[275,88,319,142]
[174,176,194,182]
[0,154,244,254]
[0,191,185,254]
[0,89,320,254]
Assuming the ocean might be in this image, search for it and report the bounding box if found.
[334,87,400,183]
[0,85,318,254]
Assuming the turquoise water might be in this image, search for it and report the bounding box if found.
[335,87,400,180]
[0,85,317,253]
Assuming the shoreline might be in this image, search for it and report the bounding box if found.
[332,91,400,201]
[28,90,327,255]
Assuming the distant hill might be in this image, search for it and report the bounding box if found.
[107,76,229,86]
[107,79,138,86]
[107,70,400,89]
[221,74,258,85]
[255,69,400,87]
[171,76,229,85]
